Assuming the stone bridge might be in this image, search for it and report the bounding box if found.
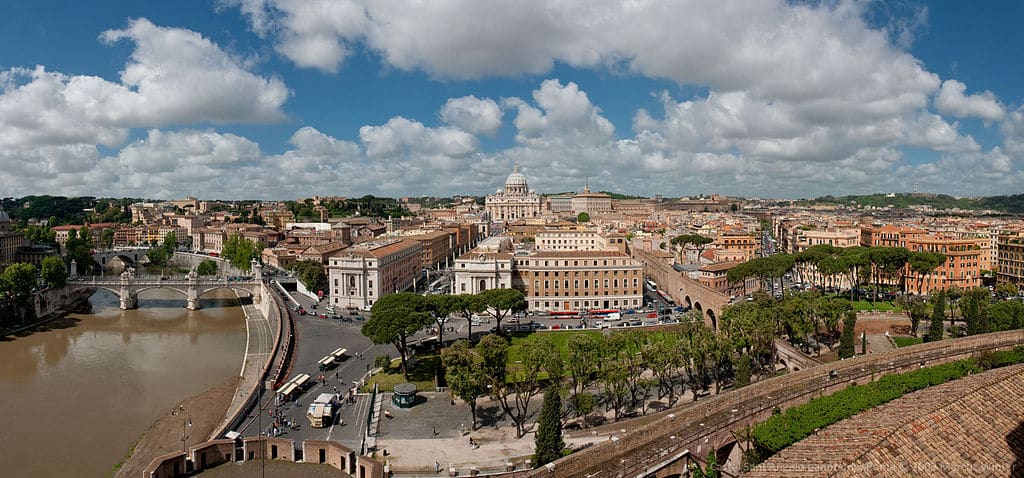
[773,338,823,372]
[90,247,151,271]
[633,249,731,330]
[520,329,1024,478]
[71,260,263,310]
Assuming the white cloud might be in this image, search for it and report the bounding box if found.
[934,79,1004,121]
[359,117,478,159]
[439,96,502,136]
[0,19,288,149]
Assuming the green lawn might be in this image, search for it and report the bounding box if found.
[363,353,439,392]
[892,336,922,348]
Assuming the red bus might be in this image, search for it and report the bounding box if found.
[550,310,580,318]
[656,290,676,306]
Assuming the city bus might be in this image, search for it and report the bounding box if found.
[657,290,676,306]
[645,279,658,291]
[550,310,580,318]
[589,309,619,316]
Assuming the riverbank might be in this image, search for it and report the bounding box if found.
[114,377,240,478]
[0,287,94,337]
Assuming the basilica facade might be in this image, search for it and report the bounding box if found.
[485,164,541,221]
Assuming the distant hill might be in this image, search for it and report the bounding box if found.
[798,193,1024,213]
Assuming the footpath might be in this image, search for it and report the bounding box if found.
[212,299,275,438]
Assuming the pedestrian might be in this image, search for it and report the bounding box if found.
[335,371,339,380]
[433,426,438,436]
[365,364,369,371]
[435,461,440,473]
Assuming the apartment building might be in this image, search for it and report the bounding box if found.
[327,239,423,309]
[997,233,1024,288]
[904,236,982,294]
[516,250,643,311]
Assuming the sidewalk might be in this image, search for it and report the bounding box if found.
[212,300,274,438]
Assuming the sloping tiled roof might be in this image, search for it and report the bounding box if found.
[745,363,1024,478]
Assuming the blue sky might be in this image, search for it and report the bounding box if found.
[1,0,1022,200]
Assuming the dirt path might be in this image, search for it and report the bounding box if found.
[115,376,239,478]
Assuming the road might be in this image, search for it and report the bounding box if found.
[241,285,395,454]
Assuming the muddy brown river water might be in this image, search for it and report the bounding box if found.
[0,288,245,477]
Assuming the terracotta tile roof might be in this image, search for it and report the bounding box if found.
[745,363,1024,478]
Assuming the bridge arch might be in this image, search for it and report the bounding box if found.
[134,286,190,298]
[707,308,718,331]
[683,294,692,309]
[196,285,255,299]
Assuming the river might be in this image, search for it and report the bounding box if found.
[0,287,246,477]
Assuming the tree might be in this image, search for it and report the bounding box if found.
[454,293,487,341]
[196,259,218,276]
[292,260,327,294]
[670,234,714,265]
[534,385,565,467]
[960,287,990,336]
[162,231,178,252]
[837,311,857,359]
[479,288,526,333]
[64,227,94,275]
[1,263,38,303]
[441,340,486,429]
[897,294,928,337]
[478,333,560,438]
[690,450,719,478]
[988,300,1024,332]
[99,228,115,249]
[427,294,463,349]
[146,247,170,267]
[40,256,67,288]
[221,234,262,272]
[925,291,946,342]
[640,336,682,406]
[363,293,433,379]
[994,283,1019,300]
[576,212,590,223]
[734,355,753,388]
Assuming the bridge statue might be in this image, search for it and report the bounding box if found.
[186,267,200,310]
[119,268,137,310]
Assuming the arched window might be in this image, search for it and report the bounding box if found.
[479,279,486,292]
[349,276,356,287]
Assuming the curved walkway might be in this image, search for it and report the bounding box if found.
[745,363,1024,477]
[211,293,276,438]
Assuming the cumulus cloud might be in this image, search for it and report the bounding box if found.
[439,96,502,136]
[934,79,1004,121]
[0,18,291,198]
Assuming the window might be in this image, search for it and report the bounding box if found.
[574,280,579,288]
[461,283,466,292]
[368,280,373,288]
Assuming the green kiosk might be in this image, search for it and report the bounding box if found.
[392,383,418,408]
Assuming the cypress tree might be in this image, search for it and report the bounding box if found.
[533,386,565,467]
[926,291,946,342]
[838,311,857,359]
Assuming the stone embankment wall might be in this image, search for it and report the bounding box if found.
[143,438,384,478]
[170,252,245,276]
[0,286,94,331]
